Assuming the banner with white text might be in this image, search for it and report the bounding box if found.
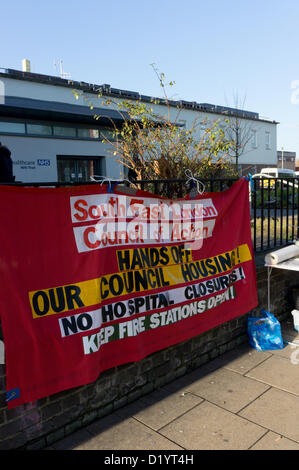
[0,178,257,408]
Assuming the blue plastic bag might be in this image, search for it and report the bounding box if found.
[247,309,284,351]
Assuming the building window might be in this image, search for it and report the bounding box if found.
[77,128,100,139]
[26,124,52,136]
[265,131,270,149]
[0,121,26,134]
[53,126,77,137]
[251,129,257,148]
[0,119,116,141]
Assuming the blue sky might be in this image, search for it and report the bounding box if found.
[2,0,299,156]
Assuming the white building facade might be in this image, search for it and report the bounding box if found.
[0,67,278,183]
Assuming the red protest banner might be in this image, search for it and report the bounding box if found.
[0,178,257,408]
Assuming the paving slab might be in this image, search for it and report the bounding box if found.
[161,366,215,395]
[270,341,299,359]
[281,320,299,342]
[245,355,299,395]
[203,343,272,375]
[239,388,299,443]
[159,401,266,450]
[47,320,299,451]
[250,431,299,450]
[52,412,182,450]
[115,388,203,430]
[165,367,270,413]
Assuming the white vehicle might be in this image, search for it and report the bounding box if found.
[259,168,296,178]
[252,168,296,188]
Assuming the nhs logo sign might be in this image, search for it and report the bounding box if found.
[37,159,51,166]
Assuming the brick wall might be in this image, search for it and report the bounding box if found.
[0,257,296,450]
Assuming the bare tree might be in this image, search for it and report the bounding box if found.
[222,92,254,176]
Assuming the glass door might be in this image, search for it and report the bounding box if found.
[57,158,77,183]
[76,160,91,182]
[57,156,104,182]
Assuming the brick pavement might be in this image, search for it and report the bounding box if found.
[47,319,299,450]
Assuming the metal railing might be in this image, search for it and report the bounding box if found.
[250,177,299,252]
[1,177,237,194]
[2,176,298,252]
[133,177,299,252]
[130,177,237,198]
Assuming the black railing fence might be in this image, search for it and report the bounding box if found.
[133,178,237,198]
[250,177,299,252]
[2,176,299,252]
[3,177,237,194]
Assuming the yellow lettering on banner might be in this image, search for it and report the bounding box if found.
[29,243,252,318]
[116,245,193,272]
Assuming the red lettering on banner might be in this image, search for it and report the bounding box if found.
[73,199,88,221]
[83,226,100,249]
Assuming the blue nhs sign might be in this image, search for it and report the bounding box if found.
[37,159,51,166]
